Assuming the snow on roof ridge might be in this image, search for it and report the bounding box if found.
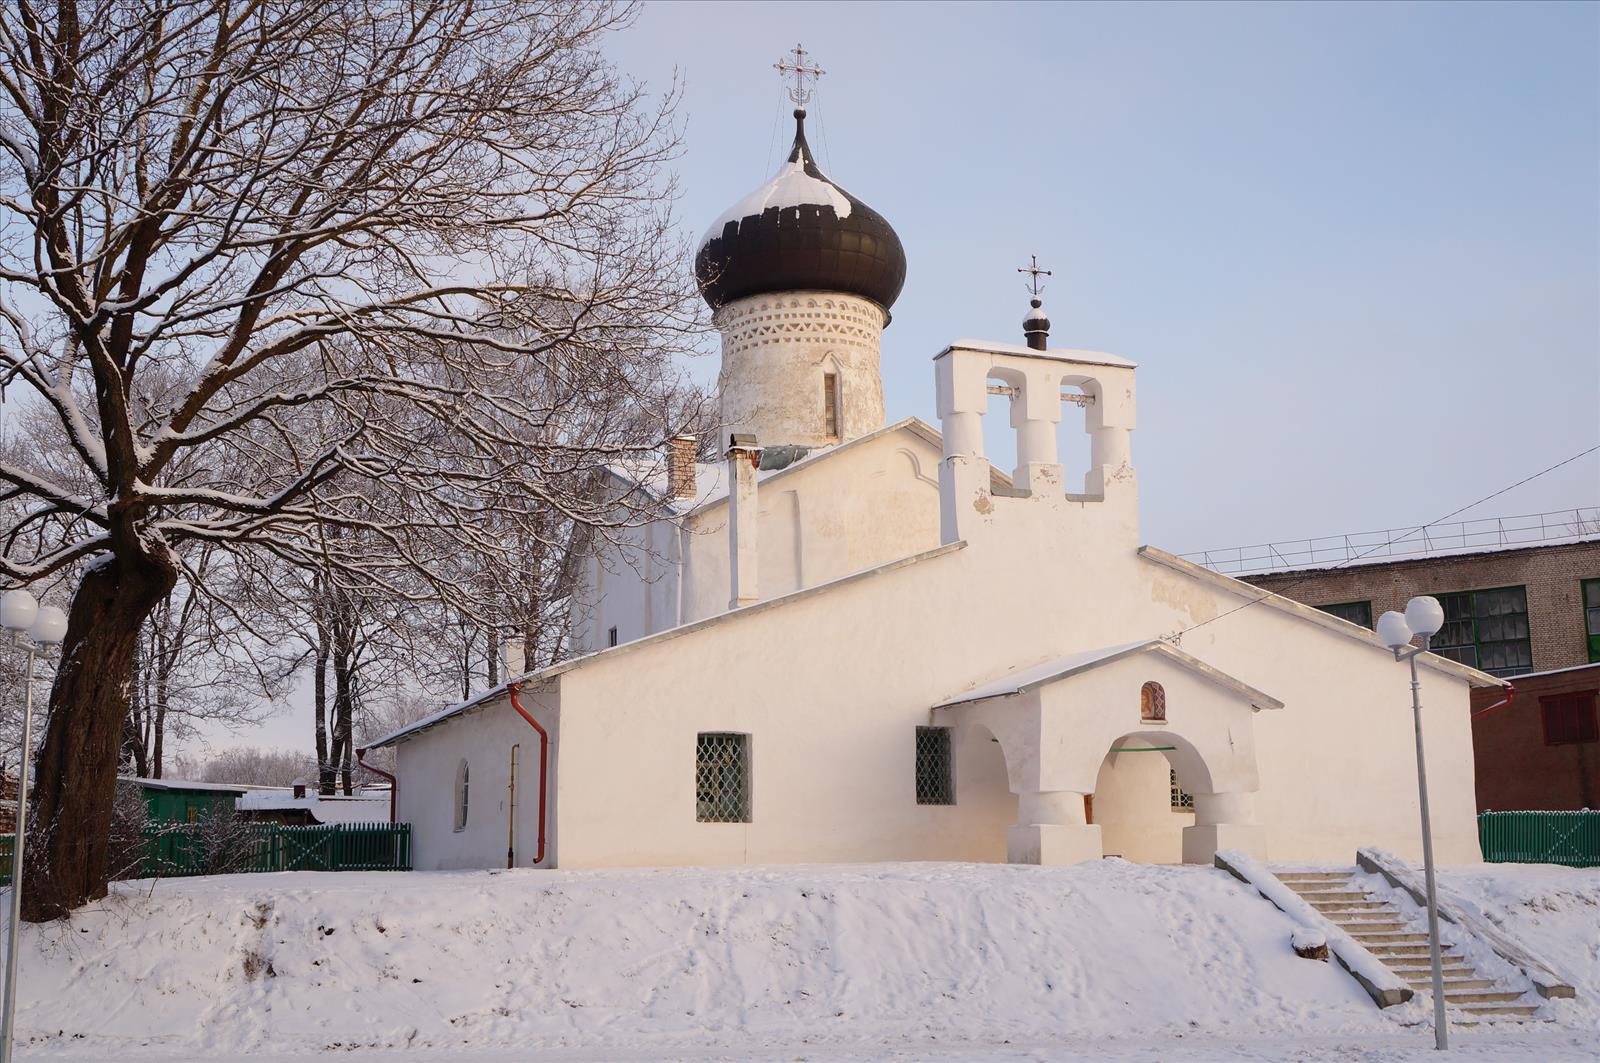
[934,639,1283,710]
[937,339,1137,369]
[118,776,251,792]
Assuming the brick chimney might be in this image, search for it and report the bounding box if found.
[667,433,698,499]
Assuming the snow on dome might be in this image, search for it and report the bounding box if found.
[699,154,853,249]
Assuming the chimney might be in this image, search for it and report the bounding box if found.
[725,431,761,609]
[502,634,526,680]
[668,433,698,499]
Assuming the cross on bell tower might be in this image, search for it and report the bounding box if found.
[774,44,825,108]
[1017,254,1052,298]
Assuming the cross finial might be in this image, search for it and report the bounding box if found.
[775,44,825,108]
[1017,254,1052,298]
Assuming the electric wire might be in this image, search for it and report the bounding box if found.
[1169,443,1600,642]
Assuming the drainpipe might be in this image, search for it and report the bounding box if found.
[507,744,519,869]
[355,747,397,824]
[507,682,549,867]
[1471,682,1516,721]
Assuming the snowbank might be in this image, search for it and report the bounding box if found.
[4,861,1596,1060]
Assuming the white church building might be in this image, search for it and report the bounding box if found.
[369,98,1505,874]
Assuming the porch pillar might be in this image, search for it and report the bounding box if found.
[1182,791,1265,865]
[1008,790,1103,866]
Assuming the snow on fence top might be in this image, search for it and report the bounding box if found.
[1179,507,1600,576]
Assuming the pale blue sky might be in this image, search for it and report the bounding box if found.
[614,0,1599,551]
[201,0,1600,757]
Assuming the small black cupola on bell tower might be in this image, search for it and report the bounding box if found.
[1017,255,1052,350]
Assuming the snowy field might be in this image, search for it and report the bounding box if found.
[5,860,1598,1061]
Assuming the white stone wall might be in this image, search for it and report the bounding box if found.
[396,683,559,871]
[715,291,888,448]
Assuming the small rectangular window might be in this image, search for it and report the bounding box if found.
[914,727,955,805]
[823,373,839,438]
[696,732,751,822]
[1317,600,1373,629]
[1541,692,1599,746]
[1583,579,1600,663]
[607,626,618,648]
[1170,769,1194,812]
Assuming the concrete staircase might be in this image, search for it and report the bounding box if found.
[1277,869,1543,1024]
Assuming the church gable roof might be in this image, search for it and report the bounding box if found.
[934,639,1283,711]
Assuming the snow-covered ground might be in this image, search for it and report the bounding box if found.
[5,860,1597,1060]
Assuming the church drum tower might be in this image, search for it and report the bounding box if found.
[695,50,906,450]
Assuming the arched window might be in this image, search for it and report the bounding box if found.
[1140,681,1166,723]
[454,759,470,831]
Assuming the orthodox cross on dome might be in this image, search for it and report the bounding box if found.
[774,44,825,108]
[1017,254,1052,298]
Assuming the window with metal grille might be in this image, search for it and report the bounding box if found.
[696,732,751,822]
[1317,600,1373,629]
[823,372,839,438]
[454,759,470,831]
[1140,681,1166,722]
[607,626,618,648]
[1584,579,1600,664]
[1170,769,1194,812]
[1428,586,1533,677]
[914,727,955,805]
[1541,691,1599,746]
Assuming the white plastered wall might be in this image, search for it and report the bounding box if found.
[395,682,559,871]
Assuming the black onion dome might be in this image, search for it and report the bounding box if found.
[696,109,906,316]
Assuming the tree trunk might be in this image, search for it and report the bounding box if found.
[23,544,176,922]
[314,624,332,796]
[152,669,168,779]
[330,646,353,796]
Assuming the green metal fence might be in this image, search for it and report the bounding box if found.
[1479,811,1600,868]
[3,822,410,886]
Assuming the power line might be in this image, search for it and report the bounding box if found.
[1169,443,1600,642]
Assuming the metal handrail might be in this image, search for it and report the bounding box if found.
[1179,507,1600,576]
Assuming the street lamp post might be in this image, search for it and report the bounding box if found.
[1377,595,1449,1052]
[0,589,67,1063]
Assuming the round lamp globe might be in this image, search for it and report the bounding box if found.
[29,605,68,646]
[1404,596,1446,639]
[0,589,39,633]
[1376,610,1414,651]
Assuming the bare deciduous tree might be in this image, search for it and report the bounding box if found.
[0,0,703,920]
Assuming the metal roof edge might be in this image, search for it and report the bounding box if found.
[936,639,1283,711]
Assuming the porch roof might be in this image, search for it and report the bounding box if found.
[933,639,1284,711]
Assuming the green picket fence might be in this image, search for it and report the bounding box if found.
[3,823,410,886]
[1479,811,1600,868]
[141,822,412,877]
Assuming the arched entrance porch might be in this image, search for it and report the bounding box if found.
[931,639,1281,866]
[1089,732,1207,864]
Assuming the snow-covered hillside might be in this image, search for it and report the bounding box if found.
[6,860,1598,1060]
